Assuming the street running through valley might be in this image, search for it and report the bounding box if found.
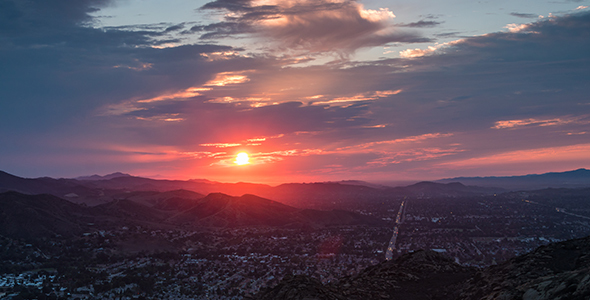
[385,200,406,260]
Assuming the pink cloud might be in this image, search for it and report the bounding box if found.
[492,116,590,129]
[438,143,590,168]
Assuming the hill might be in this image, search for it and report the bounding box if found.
[168,193,301,227]
[0,191,92,239]
[167,193,385,227]
[437,168,590,191]
[0,170,100,199]
[76,172,132,181]
[255,249,476,300]
[253,235,590,299]
[110,189,205,209]
[0,190,384,241]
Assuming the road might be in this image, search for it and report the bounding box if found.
[523,199,590,220]
[385,200,406,260]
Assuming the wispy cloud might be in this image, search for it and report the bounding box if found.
[335,133,454,153]
[398,20,443,28]
[137,88,211,104]
[492,116,590,129]
[204,72,250,86]
[311,90,402,106]
[200,143,243,148]
[509,12,538,19]
[367,147,463,166]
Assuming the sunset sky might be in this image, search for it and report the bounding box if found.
[1,0,589,183]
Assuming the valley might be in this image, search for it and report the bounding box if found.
[0,170,590,299]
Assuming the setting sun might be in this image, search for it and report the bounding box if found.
[235,152,250,165]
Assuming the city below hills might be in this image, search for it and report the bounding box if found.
[0,168,589,299]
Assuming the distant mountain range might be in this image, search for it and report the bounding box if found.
[437,168,590,190]
[1,168,589,211]
[0,170,505,209]
[76,172,132,181]
[254,235,590,299]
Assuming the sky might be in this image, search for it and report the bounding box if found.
[1,0,589,184]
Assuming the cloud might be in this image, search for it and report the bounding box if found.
[337,133,454,152]
[0,0,114,34]
[399,46,438,58]
[204,72,250,86]
[430,11,590,63]
[2,3,590,181]
[200,143,243,148]
[509,12,538,19]
[0,0,270,150]
[439,144,590,168]
[199,0,429,54]
[492,116,590,129]
[398,39,463,58]
[504,23,534,33]
[366,147,463,166]
[95,11,590,174]
[398,20,443,28]
[310,90,402,106]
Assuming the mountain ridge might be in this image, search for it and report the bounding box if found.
[76,172,132,181]
[437,168,590,190]
[2,168,589,210]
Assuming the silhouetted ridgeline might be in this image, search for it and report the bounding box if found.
[0,170,511,209]
[437,168,590,191]
[3,169,589,210]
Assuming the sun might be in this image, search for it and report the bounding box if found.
[234,152,250,165]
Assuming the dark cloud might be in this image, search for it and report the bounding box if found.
[0,0,113,37]
[164,23,186,32]
[200,0,253,12]
[198,21,256,39]
[435,31,461,38]
[448,12,590,62]
[0,0,250,134]
[198,0,429,54]
[509,12,538,18]
[418,14,443,20]
[398,20,443,28]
